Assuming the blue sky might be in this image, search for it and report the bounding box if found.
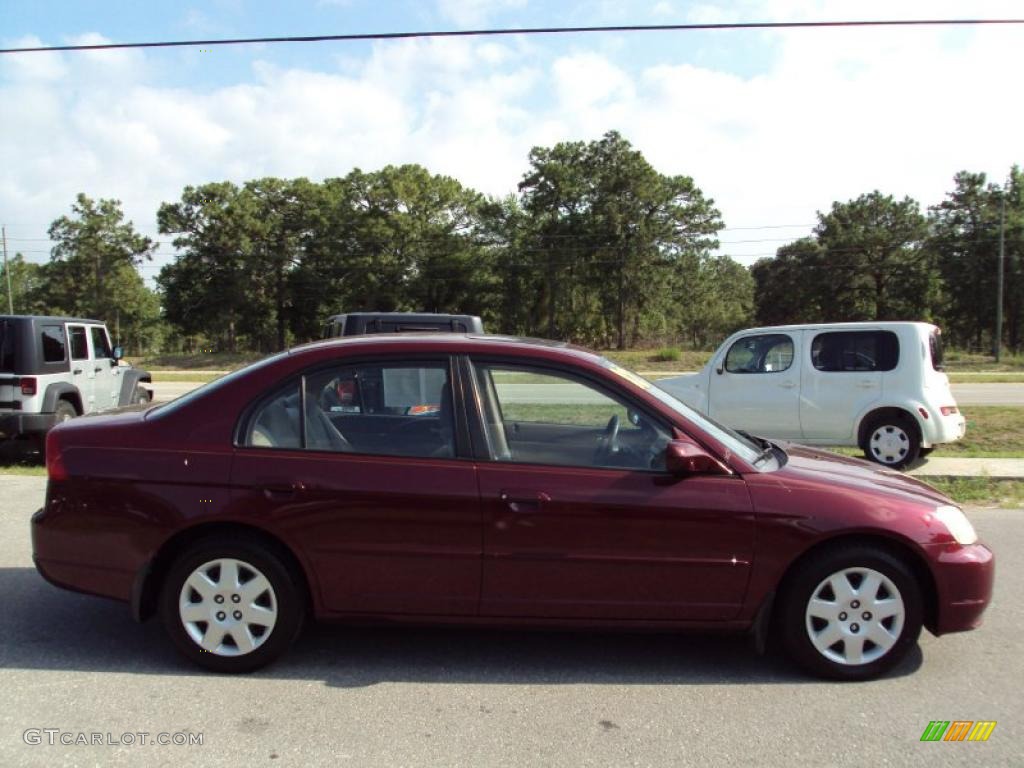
[2,0,1021,279]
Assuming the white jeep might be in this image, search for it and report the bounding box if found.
[658,321,965,468]
[0,315,152,447]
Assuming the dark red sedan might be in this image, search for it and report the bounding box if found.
[31,335,993,679]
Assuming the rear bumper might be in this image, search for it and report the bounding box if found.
[927,542,994,635]
[0,411,58,440]
[921,411,966,448]
[31,506,134,603]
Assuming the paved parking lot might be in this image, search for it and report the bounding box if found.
[1,476,1021,767]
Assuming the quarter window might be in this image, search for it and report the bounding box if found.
[471,363,672,471]
[811,331,899,372]
[724,334,794,374]
[41,325,66,363]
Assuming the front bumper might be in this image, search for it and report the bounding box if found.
[0,411,59,440]
[926,542,995,635]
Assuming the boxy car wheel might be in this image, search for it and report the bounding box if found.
[159,537,305,673]
[863,414,920,469]
[778,545,923,681]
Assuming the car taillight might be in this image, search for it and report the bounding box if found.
[20,377,37,396]
[45,429,69,481]
[940,406,959,416]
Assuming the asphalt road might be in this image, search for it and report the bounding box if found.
[150,380,1024,406]
[1,476,1021,767]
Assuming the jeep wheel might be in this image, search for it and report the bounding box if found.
[54,400,77,423]
[134,386,151,405]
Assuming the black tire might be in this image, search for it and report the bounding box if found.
[133,385,150,405]
[778,545,923,681]
[158,536,306,673]
[54,399,77,423]
[919,447,935,458]
[862,414,920,469]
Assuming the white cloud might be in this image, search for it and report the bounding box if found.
[436,0,528,28]
[1,2,1022,276]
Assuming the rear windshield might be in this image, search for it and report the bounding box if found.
[0,319,14,373]
[929,330,944,371]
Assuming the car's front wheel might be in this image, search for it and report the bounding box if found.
[779,545,923,680]
[159,537,305,673]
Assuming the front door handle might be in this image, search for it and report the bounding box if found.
[259,481,306,500]
[73,368,83,375]
[779,380,797,389]
[500,489,550,513]
[857,380,876,388]
[94,366,103,373]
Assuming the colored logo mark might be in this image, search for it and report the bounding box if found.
[920,721,997,742]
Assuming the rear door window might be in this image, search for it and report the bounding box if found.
[811,331,899,372]
[68,325,89,360]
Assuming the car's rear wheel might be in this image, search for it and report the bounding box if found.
[159,537,305,673]
[863,414,920,468]
[54,399,77,423]
[779,545,923,680]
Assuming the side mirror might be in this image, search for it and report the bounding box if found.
[715,364,724,375]
[112,346,123,361]
[665,439,730,477]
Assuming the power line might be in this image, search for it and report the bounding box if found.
[2,19,1022,55]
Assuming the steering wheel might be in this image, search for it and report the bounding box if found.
[594,414,620,464]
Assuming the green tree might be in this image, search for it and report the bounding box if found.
[0,253,47,315]
[517,130,723,348]
[750,238,828,326]
[814,191,935,321]
[42,194,161,353]
[929,167,1024,351]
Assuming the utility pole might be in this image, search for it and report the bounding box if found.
[995,192,1006,363]
[2,226,12,314]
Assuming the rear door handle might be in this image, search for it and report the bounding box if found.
[73,368,82,375]
[94,366,103,373]
[500,489,550,513]
[779,381,797,389]
[259,481,306,500]
[857,380,876,388]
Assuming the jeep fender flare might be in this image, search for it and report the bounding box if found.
[118,368,153,406]
[41,382,83,415]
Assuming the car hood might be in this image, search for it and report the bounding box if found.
[773,442,952,506]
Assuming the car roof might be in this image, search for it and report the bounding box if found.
[732,321,937,335]
[289,333,602,362]
[0,314,105,325]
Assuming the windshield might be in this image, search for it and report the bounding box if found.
[598,358,765,466]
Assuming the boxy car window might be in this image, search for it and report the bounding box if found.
[725,334,794,374]
[811,331,899,372]
[41,325,66,362]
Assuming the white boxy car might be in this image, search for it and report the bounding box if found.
[658,322,965,468]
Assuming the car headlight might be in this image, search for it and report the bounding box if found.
[932,505,978,545]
